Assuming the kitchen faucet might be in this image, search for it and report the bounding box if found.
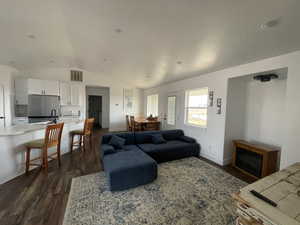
[51,109,57,124]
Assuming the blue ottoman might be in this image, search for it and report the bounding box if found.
[103,150,157,191]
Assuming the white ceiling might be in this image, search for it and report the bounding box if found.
[1,0,300,88]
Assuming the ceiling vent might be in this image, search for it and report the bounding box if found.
[253,74,278,82]
[71,70,83,82]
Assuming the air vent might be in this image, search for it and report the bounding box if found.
[71,70,83,82]
[253,74,278,82]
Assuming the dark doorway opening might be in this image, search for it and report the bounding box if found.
[88,95,102,127]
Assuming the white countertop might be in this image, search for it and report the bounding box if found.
[0,118,84,137]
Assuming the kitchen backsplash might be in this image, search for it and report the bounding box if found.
[61,106,82,117]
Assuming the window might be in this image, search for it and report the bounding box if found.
[185,88,208,127]
[147,94,158,116]
[167,96,176,125]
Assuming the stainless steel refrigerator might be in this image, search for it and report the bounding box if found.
[28,95,60,123]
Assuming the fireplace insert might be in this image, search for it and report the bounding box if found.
[236,147,262,178]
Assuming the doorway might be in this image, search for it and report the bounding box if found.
[165,94,179,130]
[86,86,110,129]
[88,95,102,127]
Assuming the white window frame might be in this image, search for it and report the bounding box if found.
[146,94,159,117]
[184,87,208,128]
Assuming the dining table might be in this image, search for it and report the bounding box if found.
[134,117,161,131]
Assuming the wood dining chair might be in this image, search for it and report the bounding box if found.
[126,115,132,131]
[70,118,95,152]
[130,116,141,132]
[25,123,64,174]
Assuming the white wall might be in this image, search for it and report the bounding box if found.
[0,65,18,126]
[244,78,287,146]
[144,50,300,169]
[224,77,247,164]
[133,88,144,117]
[16,67,143,131]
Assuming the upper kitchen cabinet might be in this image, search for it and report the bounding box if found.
[27,79,59,96]
[14,78,28,105]
[59,82,81,106]
[44,80,59,96]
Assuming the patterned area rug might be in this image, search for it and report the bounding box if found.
[63,157,246,225]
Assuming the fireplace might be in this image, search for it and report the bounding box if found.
[232,140,279,179]
[235,147,263,178]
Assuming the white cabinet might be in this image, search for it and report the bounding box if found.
[28,79,59,96]
[59,82,81,106]
[14,78,28,105]
[28,79,43,95]
[44,80,59,96]
[71,84,80,106]
[59,82,71,105]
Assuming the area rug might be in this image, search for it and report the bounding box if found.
[63,157,246,225]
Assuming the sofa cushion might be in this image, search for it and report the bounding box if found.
[101,144,117,157]
[122,144,141,152]
[102,132,136,145]
[109,135,126,149]
[161,129,184,141]
[135,131,158,144]
[152,133,166,144]
[103,150,157,191]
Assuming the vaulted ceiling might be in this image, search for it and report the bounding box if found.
[1,0,300,88]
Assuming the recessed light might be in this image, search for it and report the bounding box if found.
[27,34,36,39]
[260,18,281,30]
[115,28,123,33]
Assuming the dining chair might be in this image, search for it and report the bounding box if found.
[130,116,141,132]
[70,118,95,152]
[126,115,132,131]
[25,123,64,174]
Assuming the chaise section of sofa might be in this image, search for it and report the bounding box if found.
[103,149,157,191]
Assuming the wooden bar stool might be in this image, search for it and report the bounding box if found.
[25,123,64,174]
[70,118,95,152]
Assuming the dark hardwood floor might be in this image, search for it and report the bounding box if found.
[0,129,254,225]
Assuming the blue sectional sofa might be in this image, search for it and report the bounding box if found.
[101,129,200,191]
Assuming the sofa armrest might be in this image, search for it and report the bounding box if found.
[178,136,196,143]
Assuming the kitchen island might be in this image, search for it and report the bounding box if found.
[0,118,84,184]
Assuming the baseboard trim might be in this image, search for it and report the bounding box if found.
[222,157,232,166]
[200,152,223,166]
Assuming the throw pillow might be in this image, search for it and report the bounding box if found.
[152,134,167,144]
[109,135,126,149]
